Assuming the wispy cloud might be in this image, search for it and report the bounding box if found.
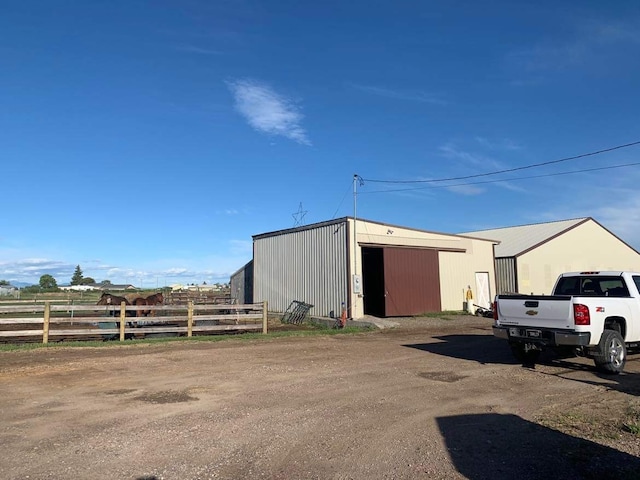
[351,83,447,105]
[174,44,224,55]
[438,143,504,170]
[475,136,523,151]
[0,258,75,279]
[509,18,640,73]
[227,79,311,145]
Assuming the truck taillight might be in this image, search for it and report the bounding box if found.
[574,304,590,325]
[493,301,498,321]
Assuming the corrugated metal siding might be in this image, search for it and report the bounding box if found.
[495,257,517,293]
[254,221,348,316]
[230,261,253,304]
[383,247,441,316]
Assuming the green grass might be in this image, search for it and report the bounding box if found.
[623,402,640,436]
[0,324,373,352]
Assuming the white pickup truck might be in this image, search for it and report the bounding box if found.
[493,271,640,374]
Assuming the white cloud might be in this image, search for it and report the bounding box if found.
[509,18,640,73]
[351,83,447,105]
[474,136,523,151]
[0,258,75,281]
[227,79,311,145]
[438,143,504,170]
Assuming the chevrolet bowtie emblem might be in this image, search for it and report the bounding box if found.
[525,310,538,316]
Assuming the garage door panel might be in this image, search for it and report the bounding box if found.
[383,248,441,316]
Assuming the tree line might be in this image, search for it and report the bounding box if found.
[1,265,109,293]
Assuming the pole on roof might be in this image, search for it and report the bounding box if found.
[352,174,364,319]
[353,173,358,275]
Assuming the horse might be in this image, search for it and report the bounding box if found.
[131,296,151,317]
[96,292,136,338]
[130,292,164,317]
[97,292,132,316]
[145,292,164,310]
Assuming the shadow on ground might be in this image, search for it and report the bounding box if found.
[437,413,640,480]
[538,357,640,397]
[404,334,517,365]
[405,334,640,396]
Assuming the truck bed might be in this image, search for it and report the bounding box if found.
[495,295,574,330]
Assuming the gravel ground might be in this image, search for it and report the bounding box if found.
[0,315,639,479]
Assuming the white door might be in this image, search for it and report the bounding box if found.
[475,272,491,309]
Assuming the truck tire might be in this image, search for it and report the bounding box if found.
[593,329,626,374]
[509,342,540,367]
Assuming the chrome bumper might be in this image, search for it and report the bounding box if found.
[492,326,590,346]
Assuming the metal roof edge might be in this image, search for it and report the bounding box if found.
[252,217,349,240]
[252,216,499,243]
[230,260,253,278]
[588,217,640,256]
[348,217,499,244]
[514,217,591,257]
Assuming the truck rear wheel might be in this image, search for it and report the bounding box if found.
[509,342,540,367]
[593,329,626,374]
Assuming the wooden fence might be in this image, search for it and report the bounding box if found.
[0,301,268,344]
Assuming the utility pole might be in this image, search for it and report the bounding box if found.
[353,173,358,275]
[352,174,363,318]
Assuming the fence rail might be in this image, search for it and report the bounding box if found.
[0,301,268,344]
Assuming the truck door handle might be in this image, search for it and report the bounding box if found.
[524,301,539,307]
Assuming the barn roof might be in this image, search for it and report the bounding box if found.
[461,218,590,257]
[253,216,499,244]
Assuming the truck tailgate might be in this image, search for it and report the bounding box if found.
[496,295,574,329]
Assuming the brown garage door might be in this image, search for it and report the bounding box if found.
[383,247,441,316]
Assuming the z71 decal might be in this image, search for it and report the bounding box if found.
[596,306,605,313]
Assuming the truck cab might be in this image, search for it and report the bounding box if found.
[493,271,640,373]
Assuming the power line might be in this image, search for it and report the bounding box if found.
[360,161,640,194]
[362,140,640,184]
[331,181,355,219]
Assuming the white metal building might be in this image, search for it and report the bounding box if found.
[252,217,497,319]
[462,217,640,295]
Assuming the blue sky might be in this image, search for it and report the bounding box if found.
[2,1,640,287]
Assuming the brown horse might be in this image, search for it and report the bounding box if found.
[130,292,164,317]
[97,292,132,316]
[129,296,149,317]
[96,292,136,337]
[144,292,164,317]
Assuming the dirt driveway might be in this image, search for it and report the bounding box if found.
[1,316,639,480]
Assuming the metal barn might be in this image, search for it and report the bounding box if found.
[463,217,640,295]
[230,260,253,305]
[252,217,497,319]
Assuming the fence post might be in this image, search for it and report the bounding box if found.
[43,301,50,344]
[119,301,126,341]
[187,301,193,337]
[262,301,268,334]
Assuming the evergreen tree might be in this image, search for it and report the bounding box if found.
[71,265,84,285]
[39,274,58,290]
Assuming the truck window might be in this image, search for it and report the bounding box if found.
[554,276,628,296]
[554,277,579,295]
[601,279,630,297]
